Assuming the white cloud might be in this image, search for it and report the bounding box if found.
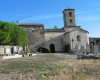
[77,16,100,21]
[88,9,100,12]
[75,11,87,14]
[20,14,62,22]
[75,9,100,15]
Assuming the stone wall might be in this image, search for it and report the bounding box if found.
[44,31,64,52]
[64,32,71,45]
[67,28,89,50]
[0,46,23,54]
[75,44,100,55]
[63,9,76,26]
[18,24,45,52]
[0,46,12,54]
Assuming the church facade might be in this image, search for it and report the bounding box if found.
[16,8,89,53]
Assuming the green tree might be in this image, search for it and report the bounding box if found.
[0,30,11,44]
[64,44,71,53]
[0,21,28,46]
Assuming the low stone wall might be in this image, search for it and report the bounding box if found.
[0,54,22,59]
[73,44,100,55]
[0,45,24,54]
[0,46,12,54]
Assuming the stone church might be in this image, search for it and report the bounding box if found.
[16,8,89,53]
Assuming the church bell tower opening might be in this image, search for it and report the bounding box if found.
[62,8,76,27]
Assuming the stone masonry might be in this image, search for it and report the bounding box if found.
[16,8,89,53]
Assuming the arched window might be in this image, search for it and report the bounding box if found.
[65,21,66,26]
[69,19,73,23]
[32,30,34,33]
[61,37,63,42]
[64,13,65,18]
[50,37,52,42]
[69,12,72,17]
[77,35,81,42]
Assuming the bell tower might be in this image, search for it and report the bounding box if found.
[62,9,76,27]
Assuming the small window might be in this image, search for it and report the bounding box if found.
[61,37,63,42]
[32,30,34,33]
[65,21,66,26]
[64,13,66,18]
[50,37,52,42]
[77,35,81,42]
[69,19,73,23]
[69,12,72,17]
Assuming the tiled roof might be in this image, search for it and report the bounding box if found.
[16,23,44,26]
[62,9,75,13]
[89,37,100,43]
[44,29,65,32]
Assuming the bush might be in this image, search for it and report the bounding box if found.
[29,54,32,56]
[28,47,33,53]
[37,47,49,53]
[64,44,71,53]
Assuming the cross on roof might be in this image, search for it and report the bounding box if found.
[67,6,69,9]
[71,39,74,42]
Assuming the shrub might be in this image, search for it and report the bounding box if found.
[37,47,49,53]
[0,54,3,56]
[26,51,30,53]
[29,54,32,56]
[28,47,33,53]
[64,44,71,53]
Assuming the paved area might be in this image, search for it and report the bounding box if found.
[54,53,77,59]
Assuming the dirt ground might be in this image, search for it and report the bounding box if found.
[0,54,100,80]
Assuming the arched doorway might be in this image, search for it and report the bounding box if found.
[50,44,55,53]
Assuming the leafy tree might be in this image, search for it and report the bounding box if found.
[0,20,28,46]
[10,24,28,46]
[0,30,11,45]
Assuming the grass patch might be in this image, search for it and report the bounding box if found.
[86,69,97,74]
[72,74,84,79]
[34,64,64,79]
[93,60,100,63]
[0,54,100,80]
[37,72,54,80]
[0,70,10,74]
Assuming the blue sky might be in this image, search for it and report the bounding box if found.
[0,0,100,37]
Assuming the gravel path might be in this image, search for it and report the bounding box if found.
[54,53,77,59]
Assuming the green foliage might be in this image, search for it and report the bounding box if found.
[1,70,10,74]
[0,51,1,54]
[34,65,64,71]
[35,65,64,79]
[0,20,28,46]
[64,44,71,53]
[37,47,49,53]
[72,74,84,79]
[37,72,54,80]
[0,30,11,44]
[90,47,93,52]
[86,69,97,74]
[29,54,32,56]
[28,47,33,53]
